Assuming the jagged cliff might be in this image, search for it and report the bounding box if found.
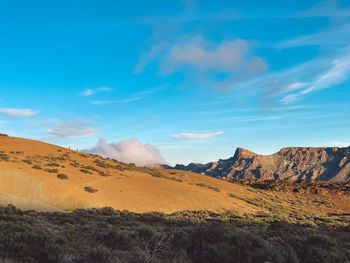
[172,146,350,182]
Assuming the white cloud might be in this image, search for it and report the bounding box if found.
[84,138,167,166]
[47,120,98,139]
[80,89,94,96]
[171,131,223,139]
[0,108,39,118]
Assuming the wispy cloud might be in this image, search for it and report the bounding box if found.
[279,46,350,103]
[279,1,350,48]
[47,120,98,139]
[132,115,159,124]
[326,141,350,147]
[278,23,350,48]
[222,44,350,107]
[98,86,112,91]
[170,131,223,139]
[79,87,112,96]
[214,115,284,123]
[0,108,39,118]
[91,97,142,105]
[299,0,350,18]
[80,89,94,96]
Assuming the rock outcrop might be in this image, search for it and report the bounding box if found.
[172,146,350,182]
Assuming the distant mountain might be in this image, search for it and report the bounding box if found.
[170,146,350,182]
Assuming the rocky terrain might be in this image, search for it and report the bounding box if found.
[172,146,350,182]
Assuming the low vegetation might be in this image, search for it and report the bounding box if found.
[0,205,348,263]
[196,183,221,192]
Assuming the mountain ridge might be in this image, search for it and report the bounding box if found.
[168,146,350,182]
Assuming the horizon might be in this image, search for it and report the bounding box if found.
[0,0,350,166]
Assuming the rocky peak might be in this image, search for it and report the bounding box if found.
[170,146,350,182]
[233,147,256,160]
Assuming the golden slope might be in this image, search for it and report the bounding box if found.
[0,135,261,213]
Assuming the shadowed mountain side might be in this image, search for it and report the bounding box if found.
[169,146,350,182]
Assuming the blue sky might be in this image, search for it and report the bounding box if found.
[0,0,350,165]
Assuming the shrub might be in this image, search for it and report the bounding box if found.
[172,224,299,263]
[0,153,9,162]
[83,245,114,263]
[70,162,80,168]
[97,229,132,250]
[292,234,347,263]
[84,186,98,193]
[196,183,221,192]
[47,162,60,167]
[80,169,92,174]
[32,165,42,170]
[57,174,68,180]
[136,224,156,240]
[22,159,32,165]
[98,207,115,216]
[44,168,59,173]
[0,221,72,263]
[97,170,110,177]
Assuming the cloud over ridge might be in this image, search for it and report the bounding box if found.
[84,138,167,166]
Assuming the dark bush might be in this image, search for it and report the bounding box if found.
[32,164,42,170]
[80,169,92,174]
[97,229,132,250]
[175,224,298,263]
[0,153,9,161]
[44,168,59,173]
[136,224,156,240]
[84,186,98,193]
[0,221,72,263]
[22,159,32,165]
[57,174,68,180]
[293,234,347,263]
[47,162,60,167]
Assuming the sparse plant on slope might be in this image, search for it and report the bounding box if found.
[57,174,68,180]
[0,153,9,162]
[84,186,98,193]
